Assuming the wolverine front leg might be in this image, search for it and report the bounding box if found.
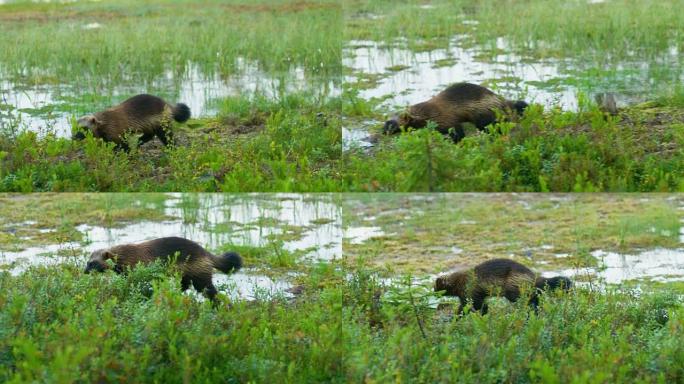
[156,128,174,146]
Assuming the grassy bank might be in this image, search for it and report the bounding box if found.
[0,0,343,192]
[2,262,681,383]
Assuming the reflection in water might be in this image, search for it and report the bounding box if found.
[546,249,684,284]
[0,194,341,299]
[344,38,579,111]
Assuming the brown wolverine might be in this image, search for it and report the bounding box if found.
[74,94,191,150]
[434,258,571,315]
[384,83,528,142]
[84,237,242,301]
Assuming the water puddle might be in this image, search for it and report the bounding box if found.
[1,62,337,137]
[216,269,296,301]
[0,194,341,300]
[547,249,684,284]
[344,38,579,111]
[343,226,386,245]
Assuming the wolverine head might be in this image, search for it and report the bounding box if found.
[383,110,421,134]
[74,115,103,140]
[546,276,573,291]
[84,249,116,273]
[434,276,448,292]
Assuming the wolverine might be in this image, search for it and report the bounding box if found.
[74,94,191,150]
[84,237,242,301]
[434,258,572,314]
[384,83,528,142]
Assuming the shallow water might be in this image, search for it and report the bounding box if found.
[0,194,341,299]
[343,226,386,245]
[546,249,684,284]
[0,61,336,137]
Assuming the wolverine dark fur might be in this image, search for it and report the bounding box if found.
[84,237,242,301]
[384,83,528,142]
[434,258,571,314]
[74,94,191,150]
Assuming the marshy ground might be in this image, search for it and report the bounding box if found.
[0,193,342,295]
[0,0,342,191]
[344,193,684,291]
[341,0,684,192]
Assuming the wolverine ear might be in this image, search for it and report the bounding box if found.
[77,116,90,129]
[77,115,101,130]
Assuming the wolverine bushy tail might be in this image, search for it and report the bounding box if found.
[214,251,243,274]
[173,103,191,123]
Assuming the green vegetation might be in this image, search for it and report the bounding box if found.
[342,0,684,192]
[1,0,341,85]
[345,0,683,59]
[0,261,344,383]
[0,192,345,382]
[343,97,684,192]
[343,265,684,383]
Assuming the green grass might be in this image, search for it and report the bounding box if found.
[344,0,684,60]
[1,0,342,84]
[0,261,344,383]
[343,264,684,383]
[342,0,684,192]
[2,261,682,383]
[0,0,343,192]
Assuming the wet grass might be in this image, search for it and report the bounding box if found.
[344,0,683,60]
[0,93,342,192]
[1,0,342,85]
[343,194,684,275]
[343,265,683,383]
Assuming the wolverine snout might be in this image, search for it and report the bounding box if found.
[84,261,105,274]
[383,118,400,134]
